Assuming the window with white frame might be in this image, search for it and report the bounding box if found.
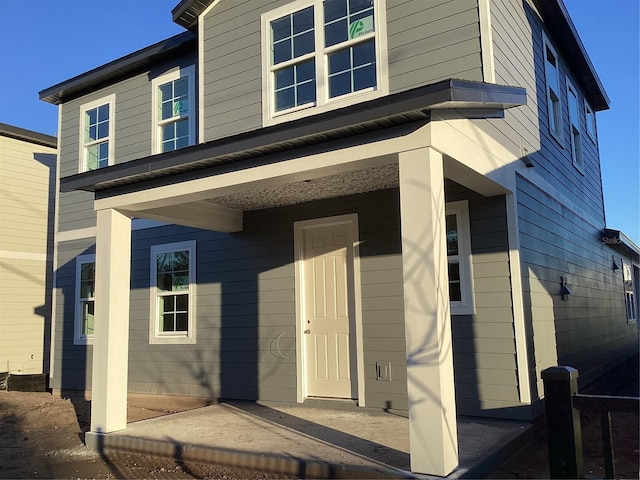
[567,80,583,170]
[79,95,115,171]
[74,254,96,345]
[150,241,196,344]
[445,201,475,315]
[543,36,562,140]
[152,65,196,154]
[262,0,388,123]
[623,263,637,323]
[585,101,597,141]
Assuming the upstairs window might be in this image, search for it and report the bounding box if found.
[585,101,597,141]
[567,80,583,170]
[150,241,196,344]
[543,36,562,141]
[446,201,474,315]
[74,255,96,345]
[80,95,115,171]
[152,66,196,154]
[262,0,388,124]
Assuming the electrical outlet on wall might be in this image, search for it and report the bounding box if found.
[375,361,392,381]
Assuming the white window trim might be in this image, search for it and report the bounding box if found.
[151,65,196,154]
[543,33,563,144]
[78,94,115,172]
[584,100,597,142]
[260,0,389,126]
[566,79,584,173]
[74,254,96,345]
[149,240,197,345]
[446,201,475,315]
[623,263,637,324]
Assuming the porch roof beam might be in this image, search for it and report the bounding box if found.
[124,201,242,233]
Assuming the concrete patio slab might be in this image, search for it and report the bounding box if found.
[86,401,534,479]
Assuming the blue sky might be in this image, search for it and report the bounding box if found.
[0,0,637,243]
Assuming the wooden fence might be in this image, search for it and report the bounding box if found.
[542,366,639,479]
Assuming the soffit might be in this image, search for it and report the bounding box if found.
[172,0,214,29]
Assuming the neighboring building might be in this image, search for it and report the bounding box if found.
[0,123,57,375]
[39,0,638,475]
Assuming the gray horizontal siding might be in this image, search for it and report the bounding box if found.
[124,189,409,404]
[481,0,605,226]
[516,174,637,397]
[57,54,197,232]
[51,239,96,391]
[387,0,483,91]
[57,191,96,232]
[201,0,483,141]
[446,181,521,417]
[201,0,265,141]
[53,183,529,416]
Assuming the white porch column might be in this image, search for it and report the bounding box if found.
[90,208,132,433]
[398,147,458,476]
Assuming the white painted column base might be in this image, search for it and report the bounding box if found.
[90,208,132,434]
[398,147,459,476]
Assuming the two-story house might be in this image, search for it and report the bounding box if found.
[39,0,638,475]
[0,124,57,383]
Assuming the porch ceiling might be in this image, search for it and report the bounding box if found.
[208,163,399,211]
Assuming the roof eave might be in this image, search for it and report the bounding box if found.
[39,32,197,105]
[533,0,610,111]
[603,229,640,257]
[0,123,57,148]
[172,0,213,29]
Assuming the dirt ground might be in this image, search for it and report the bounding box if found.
[489,354,639,479]
[1,355,638,479]
[0,391,292,479]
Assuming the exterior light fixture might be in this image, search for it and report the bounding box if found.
[560,276,572,300]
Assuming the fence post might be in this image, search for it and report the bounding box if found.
[542,366,583,479]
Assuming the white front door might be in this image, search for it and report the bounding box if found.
[302,221,356,399]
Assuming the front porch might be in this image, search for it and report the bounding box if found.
[62,79,531,477]
[86,398,534,479]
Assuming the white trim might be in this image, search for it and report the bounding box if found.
[149,240,197,345]
[261,0,389,127]
[74,254,96,346]
[584,100,597,142]
[78,94,116,172]
[57,227,97,242]
[198,3,219,143]
[505,192,532,404]
[542,33,563,144]
[446,201,475,315]
[49,104,62,384]
[623,263,637,324]
[56,220,169,243]
[151,65,196,154]
[0,250,50,262]
[294,214,364,405]
[478,0,495,83]
[566,78,584,172]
